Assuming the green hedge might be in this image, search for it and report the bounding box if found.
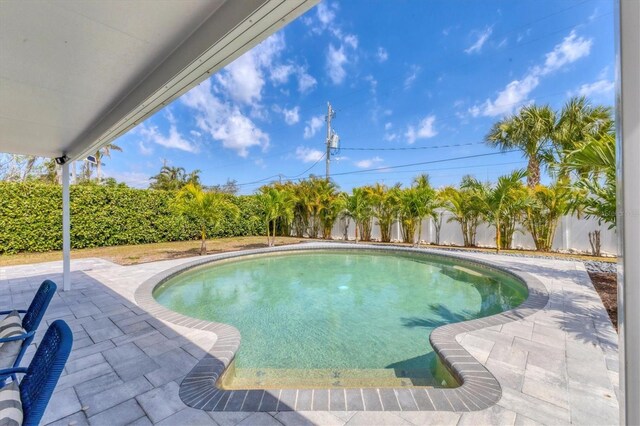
[0,182,264,254]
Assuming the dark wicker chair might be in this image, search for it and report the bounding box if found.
[0,320,73,426]
[0,279,57,369]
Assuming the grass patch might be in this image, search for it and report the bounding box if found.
[0,236,615,267]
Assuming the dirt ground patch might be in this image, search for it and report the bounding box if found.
[0,236,307,267]
[590,272,618,330]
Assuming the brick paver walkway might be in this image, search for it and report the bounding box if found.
[0,247,619,425]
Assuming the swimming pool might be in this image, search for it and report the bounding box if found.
[153,249,527,389]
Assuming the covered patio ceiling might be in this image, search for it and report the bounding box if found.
[0,0,318,161]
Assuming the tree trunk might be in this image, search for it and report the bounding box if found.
[495,219,501,253]
[271,220,276,247]
[266,220,271,247]
[527,157,541,188]
[200,227,207,255]
[416,220,422,247]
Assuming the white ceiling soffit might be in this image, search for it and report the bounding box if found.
[0,0,318,161]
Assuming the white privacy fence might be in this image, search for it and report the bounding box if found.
[330,212,617,255]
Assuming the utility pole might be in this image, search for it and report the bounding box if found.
[326,102,335,181]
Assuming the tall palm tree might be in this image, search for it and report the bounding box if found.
[486,105,555,188]
[172,183,239,254]
[565,129,616,227]
[552,96,613,179]
[150,166,201,191]
[94,143,123,182]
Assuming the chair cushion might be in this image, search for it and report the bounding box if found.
[0,312,25,369]
[0,381,23,426]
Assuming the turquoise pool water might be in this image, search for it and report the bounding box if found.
[153,250,527,388]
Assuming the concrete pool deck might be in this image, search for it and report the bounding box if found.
[0,244,619,425]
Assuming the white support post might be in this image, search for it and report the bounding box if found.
[617,1,640,424]
[62,162,71,291]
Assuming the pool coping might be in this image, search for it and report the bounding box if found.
[134,243,549,412]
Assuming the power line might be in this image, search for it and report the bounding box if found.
[340,142,483,151]
[329,150,519,177]
[237,149,518,188]
[287,152,326,179]
[236,152,326,187]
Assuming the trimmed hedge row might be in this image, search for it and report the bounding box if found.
[0,182,264,254]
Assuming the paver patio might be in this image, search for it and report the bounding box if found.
[0,246,619,425]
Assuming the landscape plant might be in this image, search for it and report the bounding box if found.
[481,170,527,252]
[172,183,240,254]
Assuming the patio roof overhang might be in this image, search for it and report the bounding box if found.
[0,0,318,162]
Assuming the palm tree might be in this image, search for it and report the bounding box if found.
[441,176,487,247]
[482,170,526,252]
[172,183,239,254]
[553,96,612,177]
[486,105,555,188]
[94,143,122,182]
[343,187,372,243]
[565,129,616,227]
[411,174,437,246]
[309,178,342,239]
[150,166,201,191]
[524,182,576,251]
[258,185,294,247]
[367,183,401,243]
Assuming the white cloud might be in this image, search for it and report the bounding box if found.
[377,47,388,62]
[404,65,421,89]
[138,141,153,156]
[215,32,285,106]
[190,130,202,138]
[384,132,398,142]
[326,44,348,84]
[470,30,592,117]
[304,2,340,37]
[137,123,198,153]
[474,74,539,117]
[344,34,358,49]
[571,79,615,98]
[384,122,392,130]
[539,30,592,75]
[364,75,377,94]
[303,115,325,139]
[297,69,317,93]
[270,64,295,85]
[282,106,300,125]
[405,115,437,144]
[181,79,269,157]
[296,146,324,163]
[354,156,383,168]
[316,2,336,29]
[105,171,151,189]
[465,26,493,54]
[271,64,317,94]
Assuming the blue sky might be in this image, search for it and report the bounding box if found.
[106,0,615,194]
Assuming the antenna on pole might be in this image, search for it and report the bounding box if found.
[325,102,339,181]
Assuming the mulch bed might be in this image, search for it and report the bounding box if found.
[589,272,618,331]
